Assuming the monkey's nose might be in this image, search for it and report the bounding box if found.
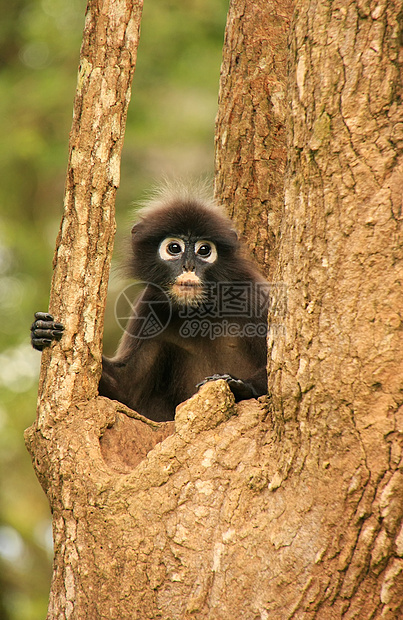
[183,260,195,272]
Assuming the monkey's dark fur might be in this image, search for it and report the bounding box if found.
[31,190,269,422]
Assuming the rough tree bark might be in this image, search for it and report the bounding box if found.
[25,0,153,616]
[215,0,292,278]
[26,0,403,618]
[265,0,403,616]
[36,0,143,417]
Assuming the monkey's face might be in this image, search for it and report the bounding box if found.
[158,236,217,306]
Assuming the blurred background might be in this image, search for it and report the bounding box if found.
[0,0,227,617]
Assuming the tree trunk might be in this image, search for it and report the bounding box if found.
[26,0,403,618]
[215,0,292,278]
[35,0,144,419]
[265,0,403,616]
[25,0,149,616]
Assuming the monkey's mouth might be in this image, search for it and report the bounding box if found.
[171,272,205,305]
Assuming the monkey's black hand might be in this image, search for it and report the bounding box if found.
[31,312,64,351]
[196,373,258,402]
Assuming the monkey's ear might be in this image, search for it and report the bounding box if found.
[131,223,140,235]
[229,227,238,242]
[224,225,238,245]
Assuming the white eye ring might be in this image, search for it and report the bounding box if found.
[159,237,185,261]
[195,240,217,263]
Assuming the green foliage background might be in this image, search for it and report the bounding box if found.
[0,0,227,617]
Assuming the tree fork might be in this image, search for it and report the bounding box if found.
[25,0,294,616]
[24,0,403,617]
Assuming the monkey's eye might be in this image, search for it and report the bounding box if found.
[197,244,211,256]
[195,240,217,263]
[159,237,185,260]
[167,242,182,255]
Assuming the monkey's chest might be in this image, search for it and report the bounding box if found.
[172,337,256,399]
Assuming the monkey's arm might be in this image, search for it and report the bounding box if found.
[31,313,129,400]
[98,357,127,401]
[31,312,65,351]
[196,367,267,402]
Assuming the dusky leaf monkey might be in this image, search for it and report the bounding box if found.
[31,187,269,422]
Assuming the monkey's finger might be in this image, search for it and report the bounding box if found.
[31,338,53,351]
[34,312,54,321]
[226,378,258,400]
[31,320,65,332]
[196,374,233,389]
[32,329,63,340]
